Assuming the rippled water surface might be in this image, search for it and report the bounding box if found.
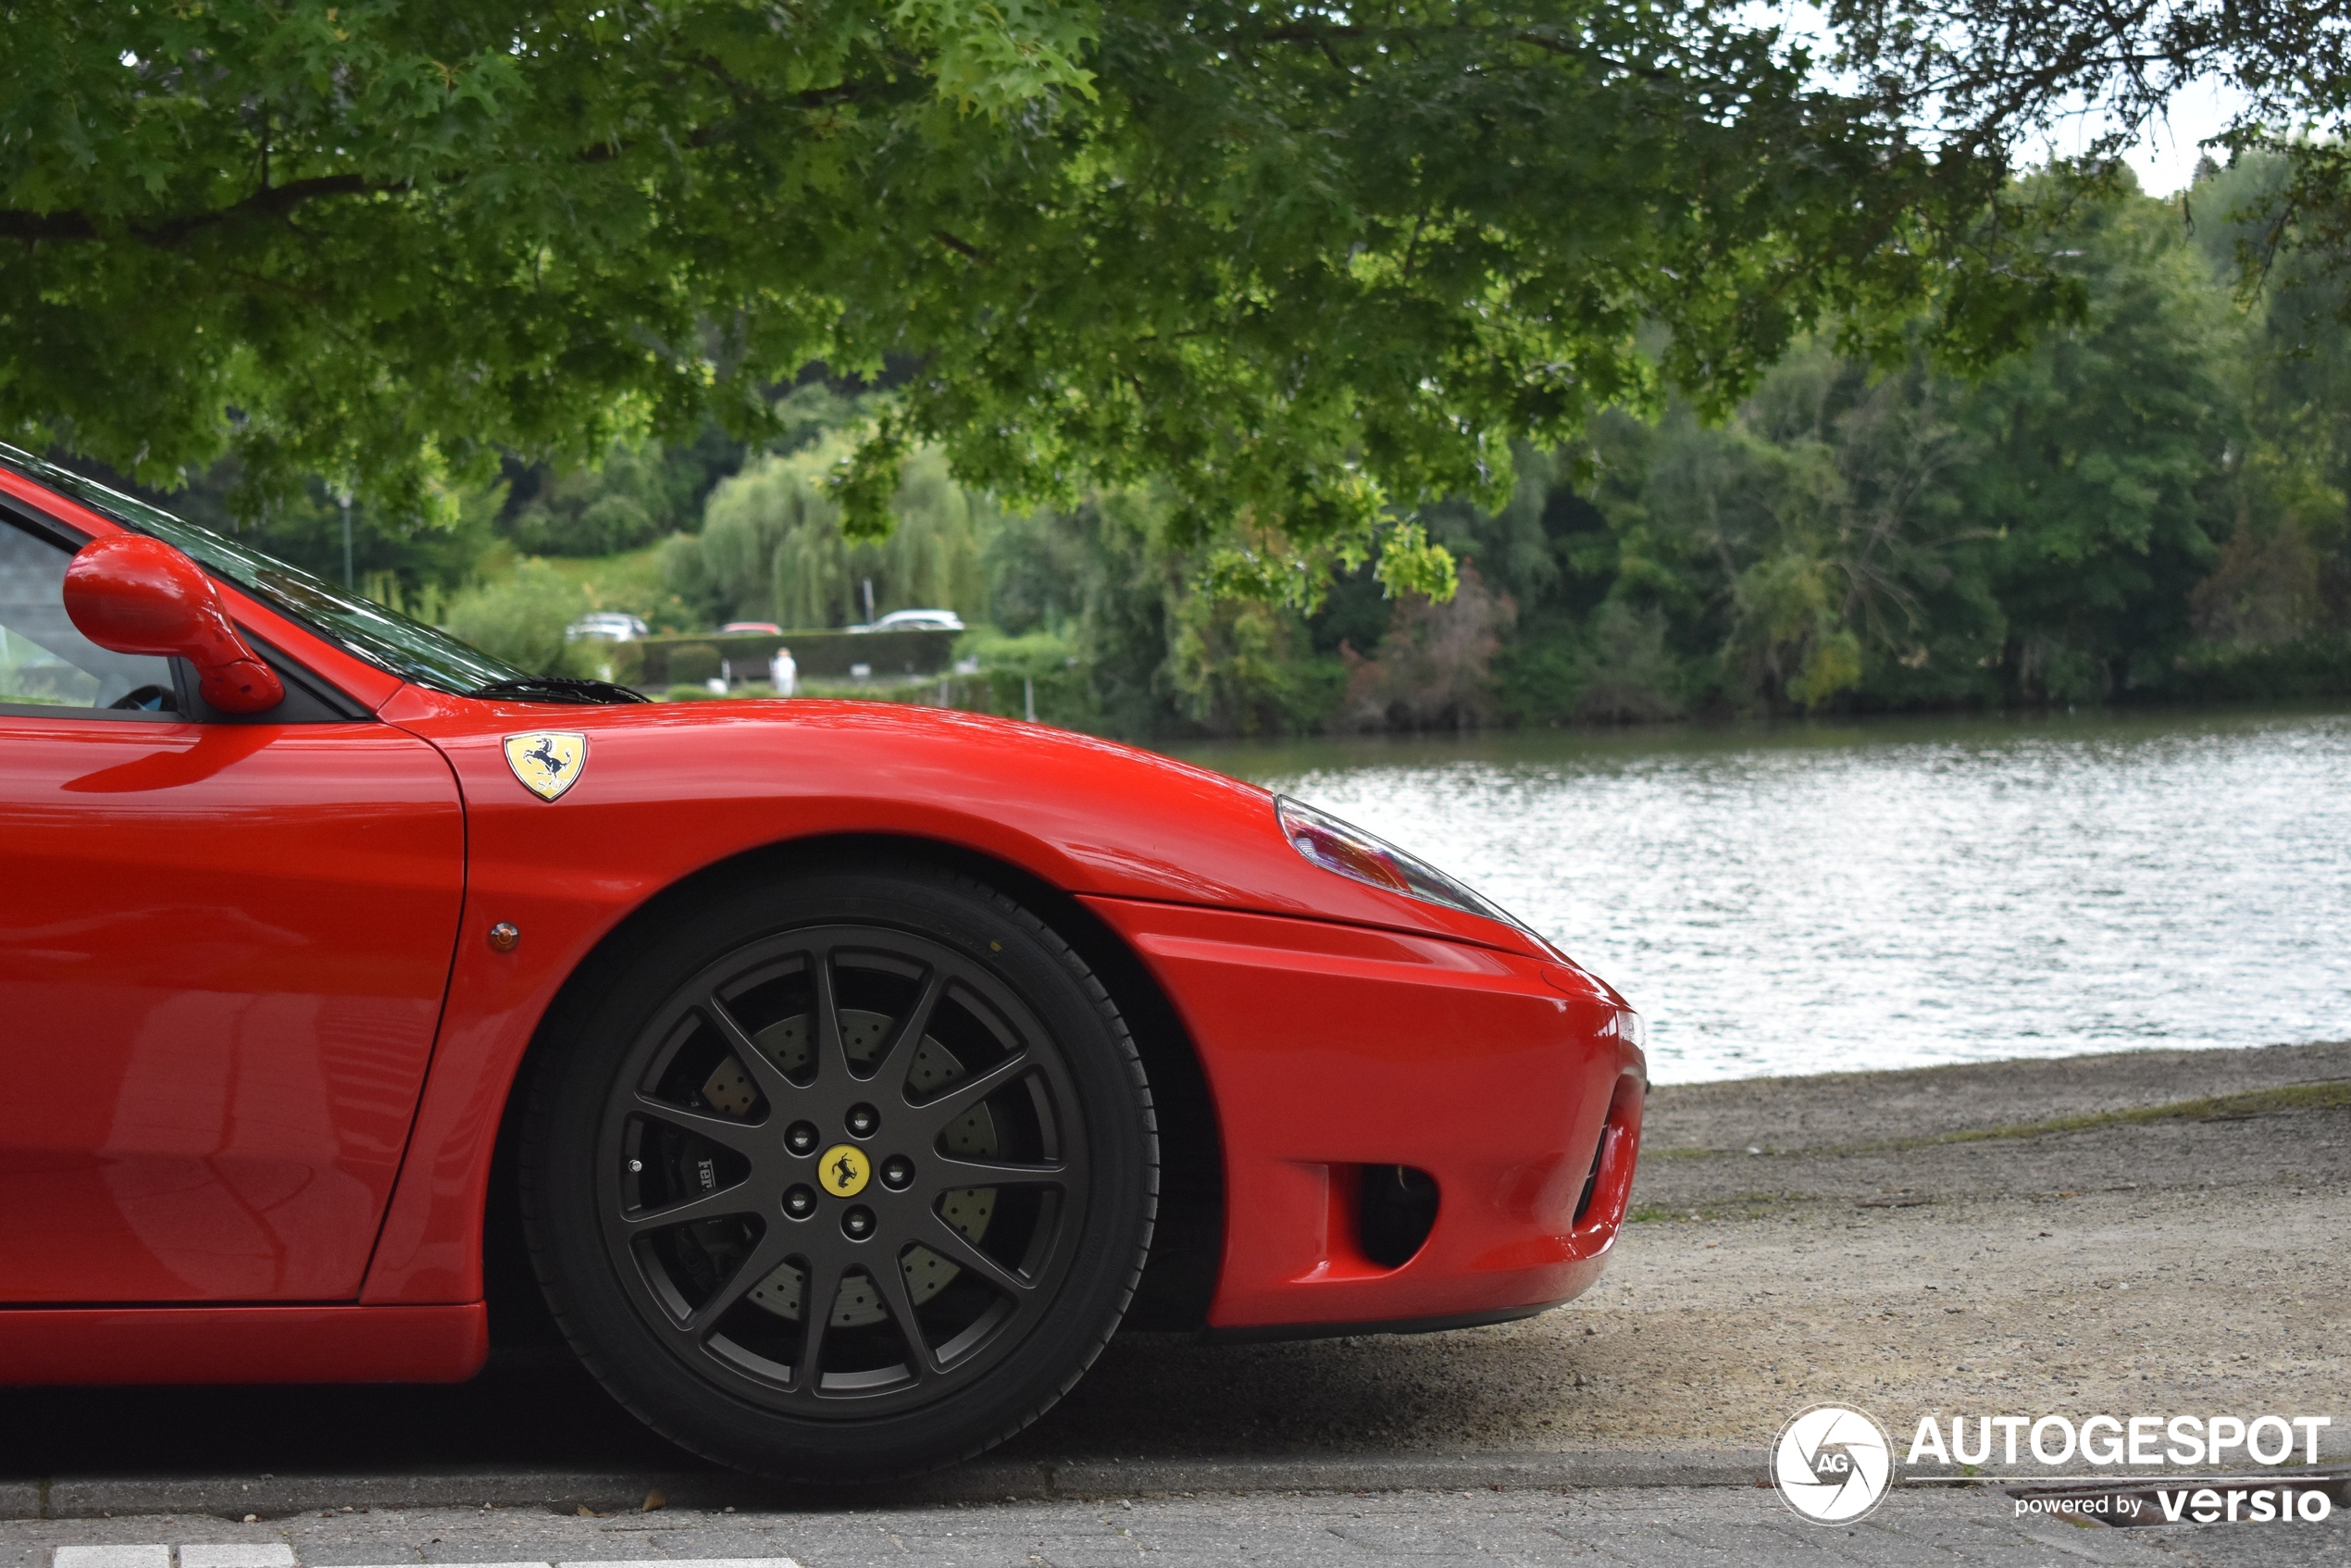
[1182,707,2351,1084]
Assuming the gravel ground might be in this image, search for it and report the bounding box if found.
[997,1039,2351,1461]
[6,1042,2346,1562]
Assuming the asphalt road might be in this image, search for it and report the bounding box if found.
[3,1487,2347,1568]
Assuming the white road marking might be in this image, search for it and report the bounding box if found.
[53,1561,808,1568]
[51,1554,801,1568]
[54,1550,171,1568]
[48,1551,808,1561]
[180,1549,297,1568]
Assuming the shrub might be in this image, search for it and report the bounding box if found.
[1340,563,1515,730]
[666,641,722,685]
[958,627,1075,675]
[1497,603,1687,725]
[568,638,646,687]
[443,561,592,676]
[1165,593,1341,737]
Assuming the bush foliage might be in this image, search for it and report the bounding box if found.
[442,560,592,678]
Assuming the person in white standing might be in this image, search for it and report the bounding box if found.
[769,644,797,697]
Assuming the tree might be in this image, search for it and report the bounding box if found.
[678,436,987,627]
[504,427,743,556]
[3,2,2050,595]
[1493,175,2233,714]
[2184,154,2351,653]
[1832,1,2351,282]
[1958,182,2233,699]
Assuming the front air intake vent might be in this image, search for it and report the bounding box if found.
[1574,1125,1611,1226]
[1357,1164,1439,1268]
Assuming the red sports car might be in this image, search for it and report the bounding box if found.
[0,445,1646,1480]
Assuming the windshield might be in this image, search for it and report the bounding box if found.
[0,443,525,694]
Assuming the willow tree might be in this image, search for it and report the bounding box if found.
[691,439,986,628]
[4,2,2049,597]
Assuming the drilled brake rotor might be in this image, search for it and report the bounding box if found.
[691,1007,997,1327]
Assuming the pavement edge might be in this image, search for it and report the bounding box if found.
[4,1450,1763,1519]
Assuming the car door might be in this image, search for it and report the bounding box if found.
[0,511,465,1301]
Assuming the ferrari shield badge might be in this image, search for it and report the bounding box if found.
[504,731,588,802]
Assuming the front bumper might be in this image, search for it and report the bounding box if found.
[1080,898,1647,1331]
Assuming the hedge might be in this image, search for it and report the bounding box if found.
[628,627,958,686]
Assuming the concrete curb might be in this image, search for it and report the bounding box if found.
[1,1450,1764,1519]
[1047,1450,1762,1500]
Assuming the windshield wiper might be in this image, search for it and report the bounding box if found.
[468,676,650,705]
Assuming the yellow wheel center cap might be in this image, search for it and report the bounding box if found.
[818,1143,871,1198]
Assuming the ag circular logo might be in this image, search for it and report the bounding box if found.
[1772,1403,1895,1524]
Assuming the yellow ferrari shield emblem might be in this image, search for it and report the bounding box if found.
[818,1143,871,1198]
[503,731,588,802]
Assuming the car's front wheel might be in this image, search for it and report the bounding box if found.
[519,864,1157,1480]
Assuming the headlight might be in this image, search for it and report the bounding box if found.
[1275,795,1536,936]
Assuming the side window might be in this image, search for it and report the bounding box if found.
[0,518,177,713]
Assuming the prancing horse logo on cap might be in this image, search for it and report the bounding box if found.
[819,1144,871,1198]
[504,732,588,802]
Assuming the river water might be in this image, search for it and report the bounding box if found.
[1184,705,2351,1084]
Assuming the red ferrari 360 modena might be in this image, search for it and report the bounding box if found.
[0,444,1645,1480]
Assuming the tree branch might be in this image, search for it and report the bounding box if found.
[2,171,386,247]
[0,210,98,242]
[931,229,995,266]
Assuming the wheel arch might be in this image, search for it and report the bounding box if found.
[479,830,1226,1350]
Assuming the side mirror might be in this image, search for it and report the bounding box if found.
[63,534,285,715]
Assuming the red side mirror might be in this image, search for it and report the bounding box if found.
[63,535,285,715]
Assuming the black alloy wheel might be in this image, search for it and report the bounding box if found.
[520,864,1157,1480]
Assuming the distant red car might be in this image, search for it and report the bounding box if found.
[718,620,785,635]
[0,445,1645,1480]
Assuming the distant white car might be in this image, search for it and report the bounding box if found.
[855,608,964,633]
[566,612,650,642]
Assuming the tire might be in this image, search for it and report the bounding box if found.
[518,862,1158,1481]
